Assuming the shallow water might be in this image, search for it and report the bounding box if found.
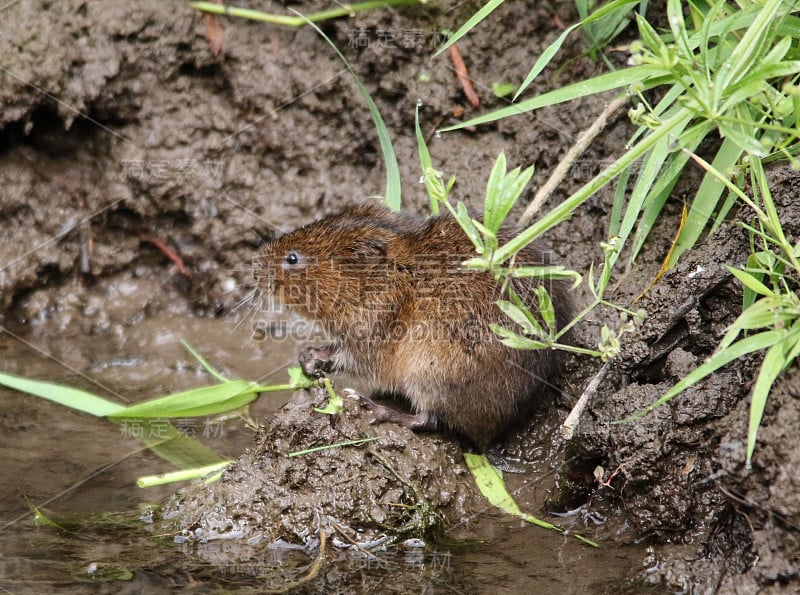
[0,307,652,593]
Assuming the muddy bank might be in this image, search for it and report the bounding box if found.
[1,0,798,592]
[571,166,800,592]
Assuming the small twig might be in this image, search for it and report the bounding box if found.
[560,361,611,440]
[203,0,225,55]
[139,234,191,278]
[266,531,328,593]
[519,95,628,227]
[449,44,480,108]
[331,522,381,561]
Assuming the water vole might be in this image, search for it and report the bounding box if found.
[256,203,572,447]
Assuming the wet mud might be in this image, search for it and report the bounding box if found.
[1,0,798,592]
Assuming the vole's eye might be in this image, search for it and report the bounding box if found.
[283,251,301,266]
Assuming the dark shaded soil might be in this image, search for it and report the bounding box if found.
[568,166,800,592]
[1,0,798,592]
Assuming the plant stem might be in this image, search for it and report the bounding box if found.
[188,0,421,27]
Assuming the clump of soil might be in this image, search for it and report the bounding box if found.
[163,386,480,549]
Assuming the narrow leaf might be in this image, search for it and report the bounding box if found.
[298,13,401,210]
[747,340,786,466]
[0,371,125,416]
[432,0,506,58]
[109,380,258,419]
[727,266,775,298]
[622,330,785,421]
[464,453,599,547]
[441,66,654,131]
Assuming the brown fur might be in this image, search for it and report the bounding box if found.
[256,203,573,446]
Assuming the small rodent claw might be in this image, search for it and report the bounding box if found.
[341,388,365,400]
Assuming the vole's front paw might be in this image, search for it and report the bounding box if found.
[298,345,336,378]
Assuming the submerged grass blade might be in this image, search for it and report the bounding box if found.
[113,418,227,470]
[0,370,230,471]
[181,340,229,382]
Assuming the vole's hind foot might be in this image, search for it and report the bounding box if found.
[346,390,437,432]
[298,345,336,377]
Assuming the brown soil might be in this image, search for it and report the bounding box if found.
[1,0,798,592]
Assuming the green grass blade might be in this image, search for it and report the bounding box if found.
[609,165,630,238]
[188,0,421,27]
[483,152,507,231]
[514,21,583,100]
[491,109,689,264]
[515,0,644,101]
[746,338,787,467]
[777,14,800,38]
[432,0,506,58]
[496,300,543,336]
[612,110,692,270]
[667,0,693,65]
[297,12,402,210]
[0,371,125,416]
[441,66,654,131]
[108,380,259,418]
[464,453,599,547]
[491,324,548,349]
[716,297,781,352]
[415,104,439,216]
[740,254,770,309]
[137,462,232,487]
[670,138,744,266]
[715,0,783,92]
[727,266,775,298]
[621,329,785,422]
[628,129,706,263]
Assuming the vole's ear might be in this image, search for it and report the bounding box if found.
[355,238,387,259]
